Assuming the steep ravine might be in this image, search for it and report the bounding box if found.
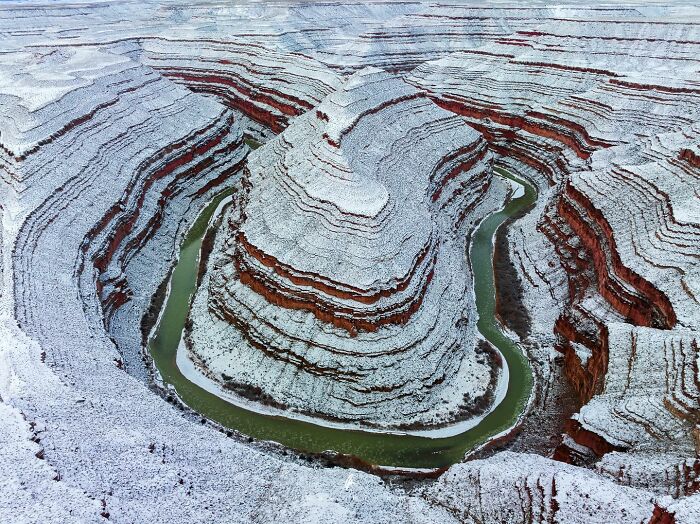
[3,3,699,522]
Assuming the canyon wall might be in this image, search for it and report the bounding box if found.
[187,67,501,429]
[141,39,343,134]
[407,16,700,503]
[1,1,699,522]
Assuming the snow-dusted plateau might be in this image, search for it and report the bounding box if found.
[1,1,699,522]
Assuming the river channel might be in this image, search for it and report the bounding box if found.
[147,167,536,469]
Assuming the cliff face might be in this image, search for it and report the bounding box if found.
[2,48,249,380]
[407,16,700,504]
[422,451,656,523]
[2,2,700,523]
[553,128,700,478]
[140,40,343,134]
[187,68,501,429]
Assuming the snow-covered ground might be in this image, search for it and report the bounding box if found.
[1,1,699,522]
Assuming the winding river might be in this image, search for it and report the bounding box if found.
[148,167,536,469]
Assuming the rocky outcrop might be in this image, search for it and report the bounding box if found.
[187,68,501,429]
[656,493,700,524]
[576,324,698,451]
[407,13,700,498]
[2,1,700,522]
[141,39,342,134]
[553,127,700,410]
[2,47,248,377]
[422,451,656,523]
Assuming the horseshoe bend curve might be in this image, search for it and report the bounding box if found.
[2,2,700,522]
[147,80,539,465]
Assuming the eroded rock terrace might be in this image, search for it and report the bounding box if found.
[1,2,700,523]
[187,68,499,428]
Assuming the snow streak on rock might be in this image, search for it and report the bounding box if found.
[408,14,700,505]
[188,68,499,429]
[2,1,700,522]
[141,39,343,134]
[423,451,655,523]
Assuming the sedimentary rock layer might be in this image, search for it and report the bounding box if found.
[422,451,656,523]
[188,68,500,428]
[1,46,248,377]
[2,1,700,522]
[407,14,700,502]
[141,39,343,134]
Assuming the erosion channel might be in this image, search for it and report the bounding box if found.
[147,167,537,470]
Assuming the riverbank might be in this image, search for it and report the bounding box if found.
[146,168,537,469]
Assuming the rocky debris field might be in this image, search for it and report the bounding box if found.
[1,1,699,523]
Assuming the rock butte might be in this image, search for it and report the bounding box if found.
[187,67,498,429]
[0,1,699,523]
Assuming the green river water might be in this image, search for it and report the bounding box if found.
[148,168,536,469]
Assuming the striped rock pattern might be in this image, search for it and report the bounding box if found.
[187,68,499,428]
[1,1,700,522]
[141,39,343,134]
[422,451,655,523]
[2,47,248,377]
[407,13,700,500]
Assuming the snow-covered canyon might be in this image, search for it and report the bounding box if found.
[1,1,699,522]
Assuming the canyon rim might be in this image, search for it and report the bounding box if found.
[1,1,700,523]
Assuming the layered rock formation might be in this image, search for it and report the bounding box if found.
[422,451,656,523]
[141,39,343,134]
[407,12,700,502]
[187,68,500,429]
[1,46,248,377]
[2,1,700,522]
